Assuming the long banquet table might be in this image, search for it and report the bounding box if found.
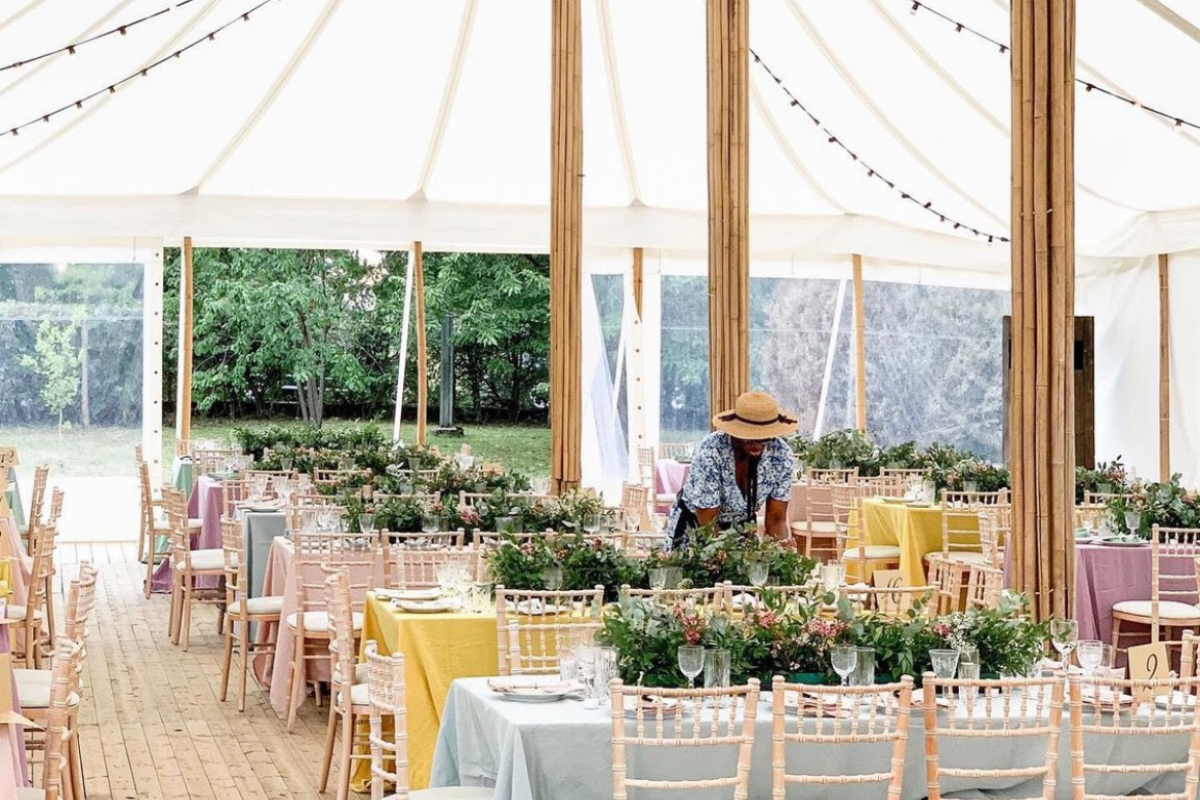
[432,677,1188,800]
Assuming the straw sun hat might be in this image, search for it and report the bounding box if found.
[711,391,799,440]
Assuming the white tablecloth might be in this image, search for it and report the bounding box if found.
[431,678,1189,800]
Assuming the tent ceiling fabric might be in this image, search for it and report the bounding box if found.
[1,0,1199,266]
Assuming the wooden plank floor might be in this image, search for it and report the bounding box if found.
[61,542,353,800]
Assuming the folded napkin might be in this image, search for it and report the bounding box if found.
[487,679,579,695]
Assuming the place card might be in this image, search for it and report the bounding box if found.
[0,448,18,469]
[1127,642,1168,703]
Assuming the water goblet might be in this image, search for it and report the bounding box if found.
[422,514,440,535]
[831,645,858,686]
[582,514,602,535]
[1050,619,1079,666]
[649,568,667,591]
[358,514,375,535]
[664,567,683,590]
[1124,511,1142,536]
[1076,639,1104,677]
[851,647,875,687]
[542,566,563,592]
[747,561,769,588]
[677,645,705,690]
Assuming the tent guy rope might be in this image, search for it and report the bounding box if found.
[2,0,282,138]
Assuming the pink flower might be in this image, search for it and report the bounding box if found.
[933,622,952,638]
[755,610,778,628]
[804,618,846,639]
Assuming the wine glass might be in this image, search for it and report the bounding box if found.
[677,645,705,690]
[930,649,960,680]
[542,566,563,591]
[1076,639,1104,677]
[1124,511,1142,536]
[582,514,602,535]
[747,561,769,588]
[280,456,294,472]
[831,645,858,686]
[1050,619,1079,666]
[422,514,440,534]
[649,568,667,591]
[358,514,375,535]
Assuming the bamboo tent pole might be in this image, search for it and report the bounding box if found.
[706,0,750,422]
[176,236,195,442]
[1009,0,1076,621]
[1160,253,1170,481]
[391,248,415,444]
[413,241,427,447]
[549,0,584,493]
[852,254,867,433]
[632,247,644,318]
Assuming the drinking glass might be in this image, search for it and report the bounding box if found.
[1124,511,1142,536]
[958,661,981,681]
[851,647,875,687]
[747,561,769,588]
[358,514,375,535]
[422,514,440,534]
[704,649,731,705]
[495,516,514,535]
[542,566,563,591]
[964,480,979,494]
[820,563,842,594]
[831,645,857,686]
[930,649,960,680]
[582,514,602,535]
[664,567,683,590]
[593,647,618,705]
[1100,644,1117,672]
[1076,639,1104,677]
[1050,619,1079,665]
[649,568,667,591]
[558,649,579,683]
[677,645,705,690]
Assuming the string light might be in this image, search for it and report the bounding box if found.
[750,48,1010,244]
[2,0,280,139]
[905,0,1200,132]
[0,0,200,73]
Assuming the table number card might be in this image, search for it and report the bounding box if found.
[872,570,907,589]
[1127,642,1168,703]
[0,448,18,469]
[871,570,911,615]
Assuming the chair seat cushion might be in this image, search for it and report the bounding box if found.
[188,518,203,530]
[285,611,363,633]
[15,676,79,709]
[18,787,45,800]
[842,545,902,560]
[1113,600,1200,621]
[791,520,838,535]
[228,595,285,617]
[410,788,496,799]
[332,662,370,686]
[336,681,371,707]
[13,668,50,687]
[4,606,44,623]
[923,551,989,566]
[176,549,229,571]
[654,493,676,504]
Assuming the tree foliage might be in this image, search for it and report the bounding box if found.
[20,318,82,430]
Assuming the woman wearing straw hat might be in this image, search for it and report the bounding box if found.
[665,391,798,548]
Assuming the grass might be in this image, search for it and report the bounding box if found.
[1,419,551,479]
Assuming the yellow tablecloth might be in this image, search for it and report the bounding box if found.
[859,499,978,586]
[351,593,497,791]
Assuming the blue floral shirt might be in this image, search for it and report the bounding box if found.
[665,431,795,545]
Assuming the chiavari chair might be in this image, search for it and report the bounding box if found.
[219,518,283,711]
[495,584,604,676]
[166,487,226,651]
[1112,525,1200,650]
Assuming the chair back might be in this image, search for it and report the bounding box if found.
[221,518,248,618]
[1083,490,1130,505]
[26,465,50,534]
[924,672,1064,800]
[1183,628,1200,680]
[806,467,859,485]
[495,584,604,675]
[323,567,359,713]
[619,482,647,528]
[365,640,408,800]
[1146,526,1200,641]
[619,584,730,612]
[163,487,196,573]
[771,675,913,799]
[965,564,1005,610]
[658,443,692,460]
[138,459,157,540]
[927,554,964,615]
[636,446,656,487]
[1069,673,1200,800]
[396,545,479,590]
[939,490,1002,557]
[193,448,243,476]
[64,562,98,646]
[841,584,937,618]
[611,679,760,798]
[387,530,465,549]
[219,477,246,518]
[858,474,906,497]
[978,507,1010,568]
[291,532,387,636]
[39,637,81,800]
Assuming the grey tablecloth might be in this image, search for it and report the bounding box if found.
[242,512,285,601]
[432,678,1188,800]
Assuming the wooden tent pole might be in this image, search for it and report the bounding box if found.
[549,0,584,493]
[176,236,195,442]
[413,241,428,447]
[1160,253,1170,480]
[706,0,750,422]
[1009,0,1076,621]
[632,247,644,318]
[852,254,867,432]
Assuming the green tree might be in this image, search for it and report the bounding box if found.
[20,317,82,431]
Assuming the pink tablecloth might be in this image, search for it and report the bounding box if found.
[149,475,228,593]
[0,620,30,794]
[255,537,386,716]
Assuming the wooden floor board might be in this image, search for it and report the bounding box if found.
[64,541,343,799]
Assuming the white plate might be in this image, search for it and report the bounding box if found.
[1155,692,1198,709]
[881,497,909,505]
[1097,537,1147,547]
[395,587,442,602]
[626,698,679,718]
[512,601,561,616]
[395,598,461,614]
[499,689,571,703]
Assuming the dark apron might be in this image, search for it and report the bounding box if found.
[670,454,760,548]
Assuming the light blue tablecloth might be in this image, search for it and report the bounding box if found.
[170,457,195,500]
[3,475,24,532]
[432,678,1188,800]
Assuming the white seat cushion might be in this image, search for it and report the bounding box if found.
[176,549,229,571]
[228,596,285,616]
[923,551,990,565]
[285,611,363,633]
[187,518,203,530]
[336,681,371,707]
[842,545,902,560]
[654,493,676,503]
[332,662,370,686]
[1113,600,1200,621]
[18,787,45,800]
[13,668,50,687]
[15,676,80,709]
[410,788,495,799]
[791,520,838,534]
[4,606,44,623]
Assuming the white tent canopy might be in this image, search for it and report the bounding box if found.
[1,0,1199,485]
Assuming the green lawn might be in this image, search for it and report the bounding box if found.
[1,419,551,479]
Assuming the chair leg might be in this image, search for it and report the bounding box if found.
[136,522,147,564]
[181,581,193,652]
[336,708,354,800]
[45,573,57,645]
[219,623,234,702]
[168,576,181,644]
[286,637,305,733]
[238,627,250,713]
[1111,616,1122,650]
[144,543,157,599]
[318,705,338,792]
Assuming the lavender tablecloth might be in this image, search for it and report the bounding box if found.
[149,475,228,593]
